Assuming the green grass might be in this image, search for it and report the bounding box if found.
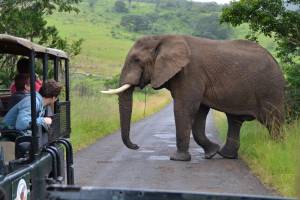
[70,74,171,151]
[214,111,300,197]
[71,94,119,150]
[71,91,171,151]
[47,0,135,76]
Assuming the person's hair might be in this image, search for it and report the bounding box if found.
[39,80,62,98]
[14,74,30,92]
[17,58,30,74]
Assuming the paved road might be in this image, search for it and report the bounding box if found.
[74,103,277,196]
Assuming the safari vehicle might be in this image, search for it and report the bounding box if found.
[0,34,291,200]
[0,34,73,200]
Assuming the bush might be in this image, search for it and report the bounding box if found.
[283,63,300,122]
[285,88,300,123]
[103,74,120,89]
[113,0,129,13]
[0,70,13,88]
[120,14,152,32]
[72,75,103,97]
[88,0,97,8]
[193,14,232,40]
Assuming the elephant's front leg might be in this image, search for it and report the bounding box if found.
[170,99,199,161]
[192,105,220,159]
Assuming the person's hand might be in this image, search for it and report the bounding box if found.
[44,117,52,125]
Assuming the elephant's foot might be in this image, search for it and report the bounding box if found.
[203,143,220,159]
[170,151,191,161]
[218,139,239,159]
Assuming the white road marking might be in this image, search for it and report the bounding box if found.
[154,133,175,139]
[148,156,170,160]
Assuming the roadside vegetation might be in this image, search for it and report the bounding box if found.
[214,112,300,197]
[70,74,171,150]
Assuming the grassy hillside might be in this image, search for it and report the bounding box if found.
[47,0,277,78]
[46,0,234,76]
[47,0,133,76]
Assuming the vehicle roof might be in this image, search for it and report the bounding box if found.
[0,34,69,59]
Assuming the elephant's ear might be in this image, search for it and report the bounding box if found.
[151,36,191,89]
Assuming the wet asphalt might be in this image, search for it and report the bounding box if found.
[74,103,278,197]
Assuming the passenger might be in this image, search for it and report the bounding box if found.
[2,80,62,133]
[10,58,42,94]
[8,74,30,109]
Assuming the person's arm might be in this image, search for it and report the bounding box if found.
[15,97,46,130]
[15,98,32,130]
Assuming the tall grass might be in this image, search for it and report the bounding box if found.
[71,88,171,151]
[214,111,300,197]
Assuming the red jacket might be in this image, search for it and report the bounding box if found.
[10,80,42,94]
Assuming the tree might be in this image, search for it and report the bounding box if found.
[88,0,98,9]
[220,0,300,65]
[120,15,152,32]
[193,14,232,40]
[128,0,132,10]
[114,0,129,13]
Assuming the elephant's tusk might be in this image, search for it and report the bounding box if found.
[101,84,131,94]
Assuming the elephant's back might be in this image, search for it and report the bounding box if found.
[186,36,285,117]
[186,36,284,84]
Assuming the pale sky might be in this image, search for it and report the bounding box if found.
[191,0,232,4]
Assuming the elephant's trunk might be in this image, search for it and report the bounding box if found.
[119,86,139,150]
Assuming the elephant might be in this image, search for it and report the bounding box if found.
[102,35,285,161]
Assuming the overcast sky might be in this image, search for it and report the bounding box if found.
[191,0,232,4]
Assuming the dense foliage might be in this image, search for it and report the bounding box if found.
[114,0,129,13]
[221,0,299,64]
[120,14,152,32]
[117,0,232,39]
[193,14,232,39]
[0,0,83,87]
[221,0,300,121]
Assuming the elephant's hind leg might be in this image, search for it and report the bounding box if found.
[218,114,244,159]
[192,105,220,159]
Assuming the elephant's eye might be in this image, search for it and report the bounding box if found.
[133,57,141,64]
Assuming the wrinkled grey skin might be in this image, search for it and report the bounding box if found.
[118,35,285,161]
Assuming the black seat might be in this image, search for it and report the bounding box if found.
[0,99,3,110]
[15,136,31,159]
[0,129,25,142]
